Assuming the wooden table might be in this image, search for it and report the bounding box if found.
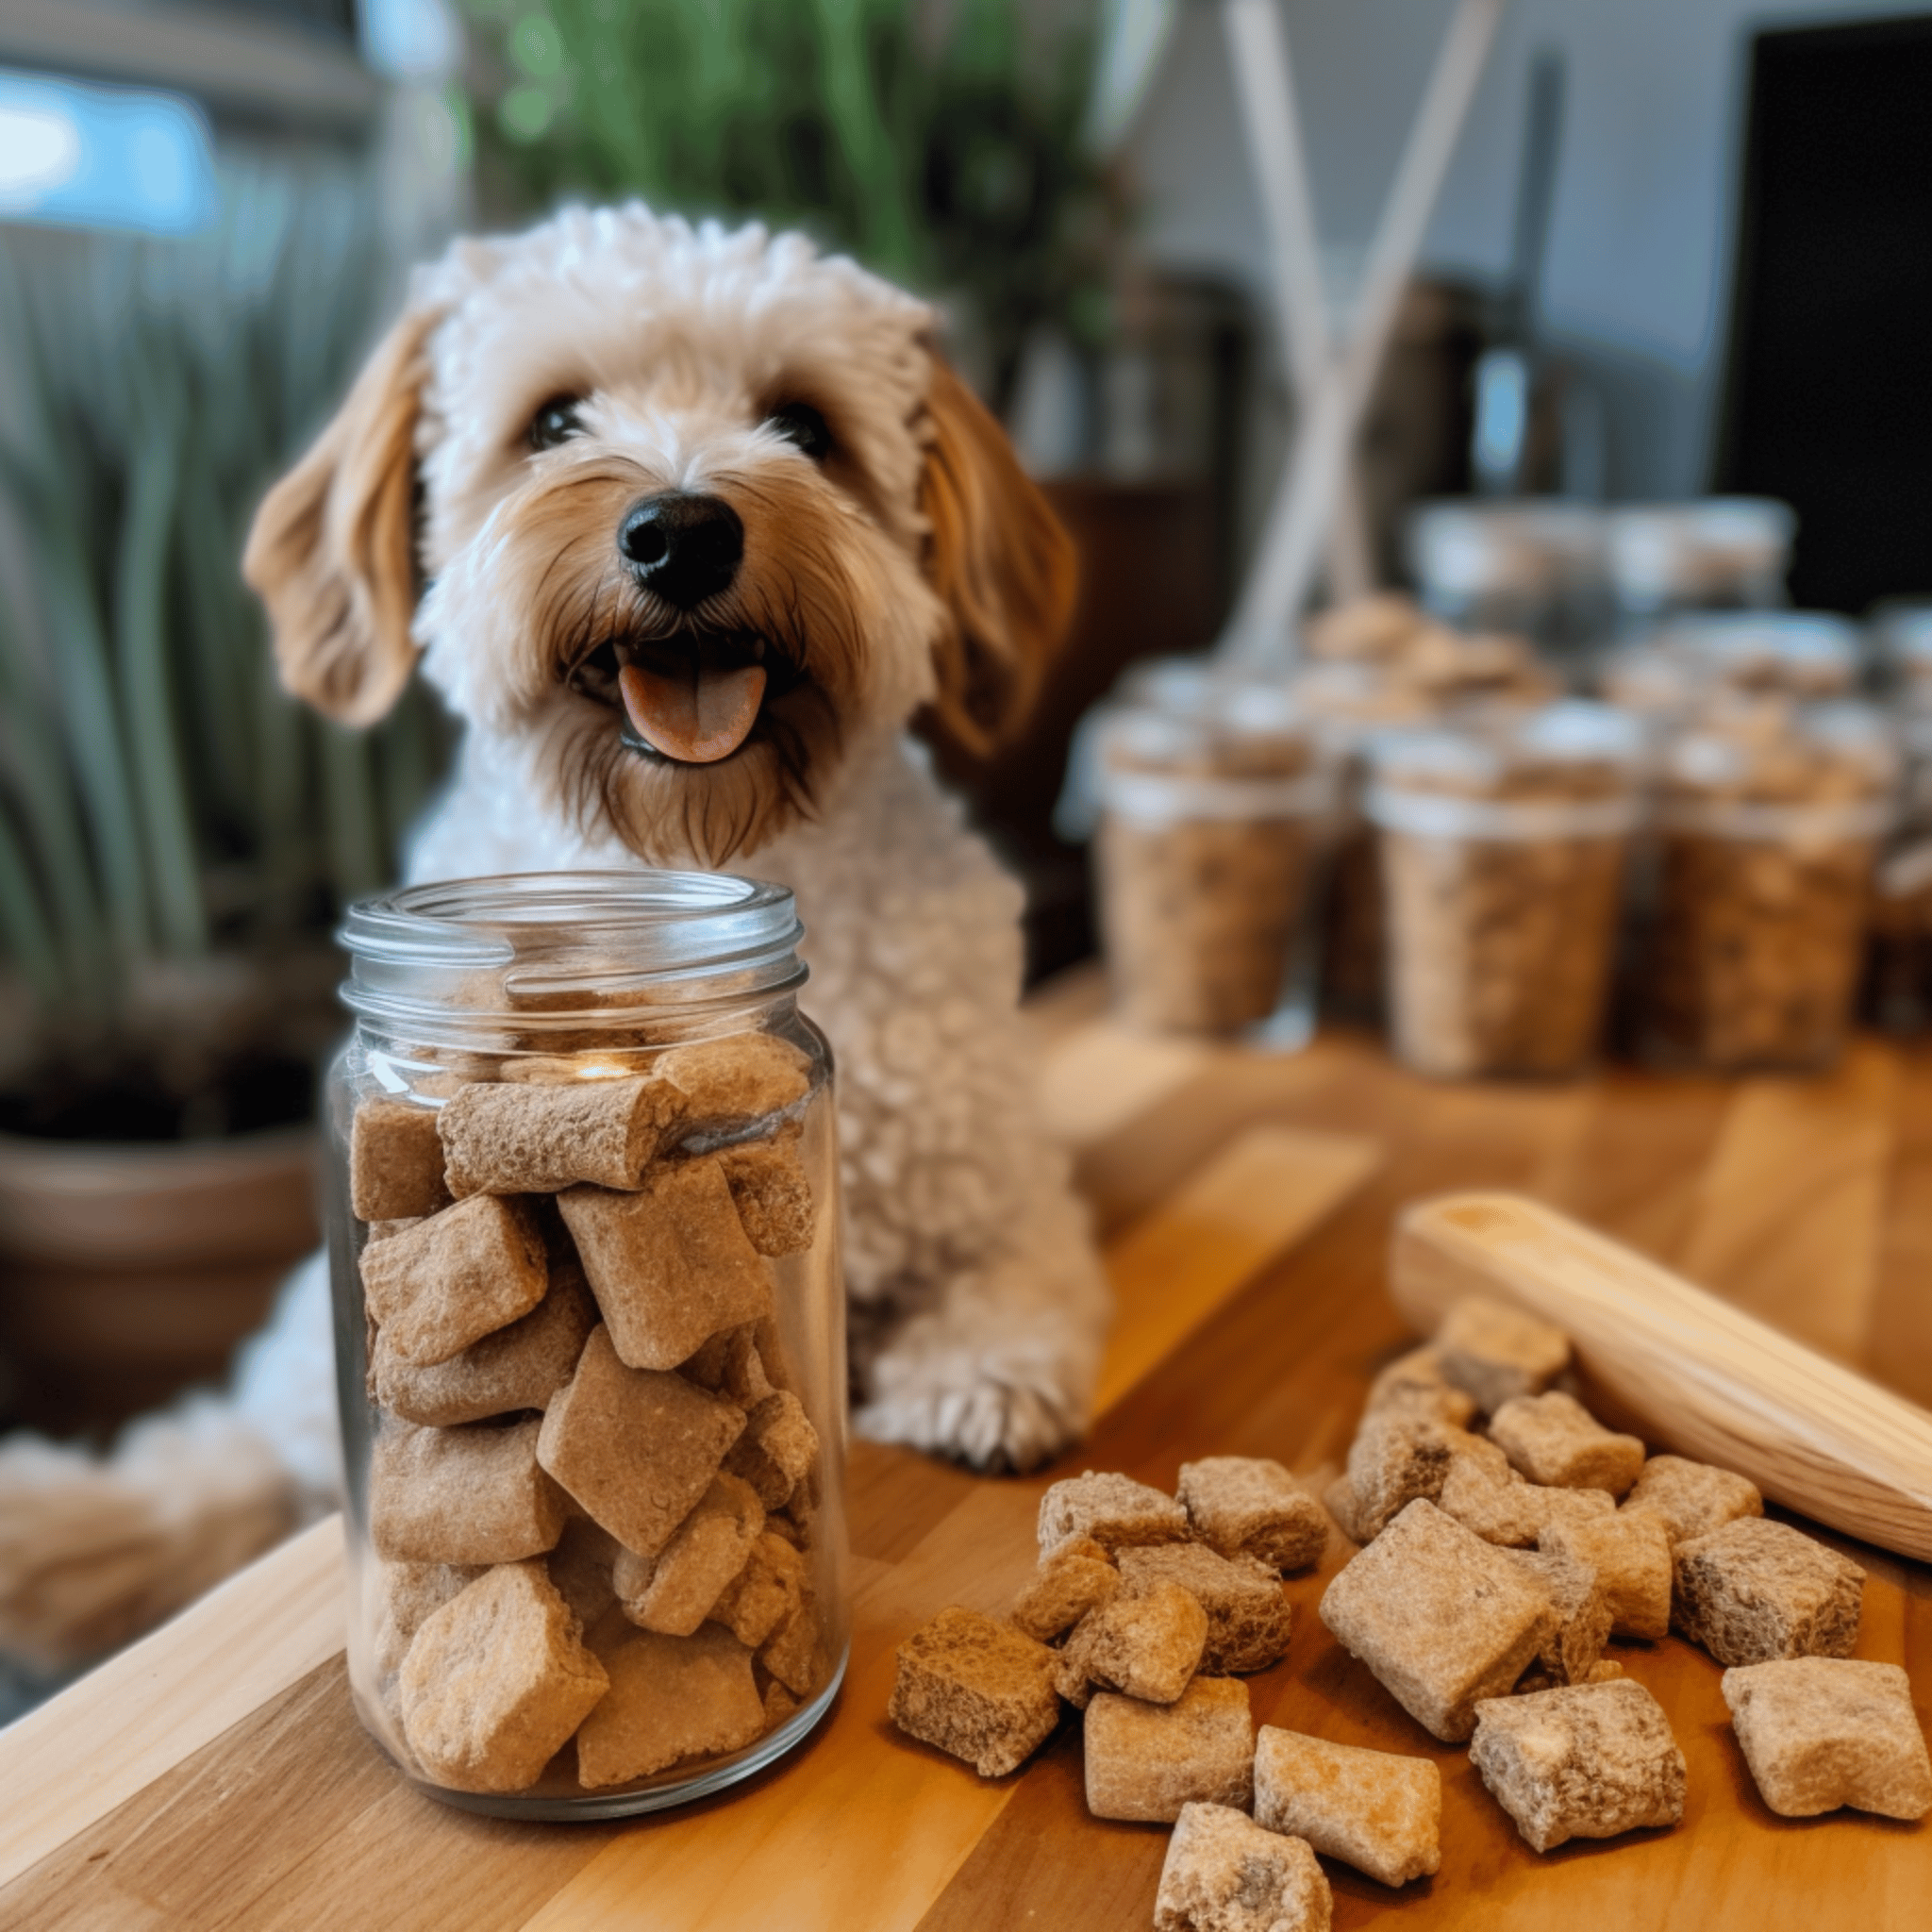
[5,986,1930,1930]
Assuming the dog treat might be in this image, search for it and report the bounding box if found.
[374,1557,487,1676]
[545,1516,622,1630]
[1490,1391,1645,1496]
[1497,1546,1613,1685]
[1371,706,1639,1078]
[1253,1727,1442,1887]
[1646,703,1893,1069]
[1322,1476,1371,1546]
[398,1560,608,1794]
[1345,1409,1454,1539]
[359,1193,549,1367]
[706,1529,808,1650]
[1095,694,1327,1038]
[1155,1802,1333,1932]
[1434,1294,1571,1414]
[1672,1517,1864,1665]
[1623,1455,1764,1548]
[1540,1510,1672,1641]
[372,1264,598,1426]
[716,1130,816,1256]
[1437,1448,1617,1548]
[613,1472,764,1637]
[370,1417,570,1566]
[1118,1544,1293,1674]
[558,1158,773,1372]
[679,1321,775,1407]
[1470,1678,1688,1852]
[438,1074,670,1196]
[1057,1580,1208,1707]
[1722,1657,1932,1820]
[1319,1499,1557,1742]
[1176,1457,1329,1572]
[888,1607,1061,1777]
[1084,1676,1256,1824]
[575,1623,766,1789]
[1009,1540,1122,1642]
[1038,1470,1190,1557]
[536,1325,746,1558]
[652,1033,813,1139]
[759,1596,826,1697]
[723,1390,820,1511]
[350,1095,453,1222]
[1364,1346,1478,1429]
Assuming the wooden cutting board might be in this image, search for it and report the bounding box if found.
[2,1012,1929,1930]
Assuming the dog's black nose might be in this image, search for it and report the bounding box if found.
[618,493,743,608]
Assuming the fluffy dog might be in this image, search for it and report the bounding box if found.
[0,205,1110,1670]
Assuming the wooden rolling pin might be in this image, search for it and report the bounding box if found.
[1391,1191,1932,1563]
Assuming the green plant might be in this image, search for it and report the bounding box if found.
[0,163,453,1134]
[461,0,1120,405]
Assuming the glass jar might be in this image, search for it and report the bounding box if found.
[327,871,846,1819]
[1094,686,1336,1044]
[1406,500,1611,667]
[1644,703,1897,1070]
[1870,600,1932,706]
[1368,702,1642,1078]
[1865,710,1932,1033]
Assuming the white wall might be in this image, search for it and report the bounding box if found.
[1126,0,1932,497]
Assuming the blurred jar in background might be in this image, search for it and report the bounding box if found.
[1367,702,1641,1079]
[1606,499,1794,628]
[1864,709,1932,1034]
[1406,501,1611,670]
[1644,701,1897,1071]
[1094,687,1336,1045]
[1869,600,1932,708]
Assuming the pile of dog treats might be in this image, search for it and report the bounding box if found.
[890,1292,1932,1930]
[350,1031,831,1796]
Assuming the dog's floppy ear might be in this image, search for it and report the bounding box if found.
[242,308,436,727]
[919,356,1078,758]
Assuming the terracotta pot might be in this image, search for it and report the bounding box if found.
[0,1126,318,1435]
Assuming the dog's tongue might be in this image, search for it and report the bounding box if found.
[619,659,766,764]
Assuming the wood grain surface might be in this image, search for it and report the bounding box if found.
[3,1005,1929,1931]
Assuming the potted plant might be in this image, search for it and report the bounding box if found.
[0,165,452,1437]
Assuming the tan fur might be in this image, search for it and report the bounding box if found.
[242,308,437,726]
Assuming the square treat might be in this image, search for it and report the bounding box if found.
[1435,1295,1571,1414]
[1540,1510,1672,1641]
[678,1322,774,1407]
[545,1516,622,1629]
[723,1390,820,1510]
[1176,1457,1329,1572]
[706,1529,808,1649]
[536,1325,746,1557]
[438,1074,668,1196]
[1723,1657,1932,1820]
[1085,1677,1255,1824]
[1489,1391,1644,1496]
[1318,1499,1557,1742]
[373,1557,485,1676]
[1009,1541,1121,1642]
[359,1194,549,1367]
[350,1095,452,1221]
[1254,1726,1442,1887]
[399,1560,608,1793]
[1673,1518,1864,1666]
[575,1623,765,1788]
[558,1158,773,1372]
[1470,1678,1687,1852]
[1624,1456,1763,1548]
[373,1265,597,1426]
[1345,1410,1454,1540]
[652,1033,813,1139]
[716,1131,816,1257]
[1322,1475,1370,1546]
[614,1472,763,1636]
[1038,1471,1190,1557]
[1057,1581,1207,1707]
[759,1596,826,1698]
[1436,1448,1616,1549]
[1117,1543,1293,1674]
[1155,1802,1332,1932]
[1366,1345,1479,1429]
[370,1417,569,1566]
[1497,1547,1612,1685]
[888,1607,1060,1776]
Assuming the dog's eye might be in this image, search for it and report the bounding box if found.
[766,402,832,462]
[528,396,584,452]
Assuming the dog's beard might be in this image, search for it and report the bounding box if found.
[473,459,874,868]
